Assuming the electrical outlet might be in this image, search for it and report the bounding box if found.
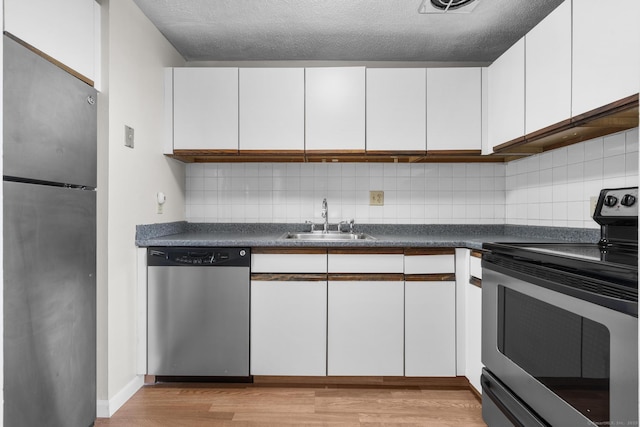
[157,192,166,214]
[370,191,384,206]
[590,196,598,216]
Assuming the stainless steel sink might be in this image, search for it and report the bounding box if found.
[280,231,375,241]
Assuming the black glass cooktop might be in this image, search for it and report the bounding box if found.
[483,242,638,288]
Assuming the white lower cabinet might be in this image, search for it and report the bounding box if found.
[250,247,460,379]
[250,280,327,375]
[404,248,457,377]
[328,280,404,376]
[405,280,456,376]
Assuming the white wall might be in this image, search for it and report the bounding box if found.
[97,0,185,416]
[184,128,638,228]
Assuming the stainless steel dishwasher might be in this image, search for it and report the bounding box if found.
[147,247,250,378]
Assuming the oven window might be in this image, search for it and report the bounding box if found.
[498,286,610,424]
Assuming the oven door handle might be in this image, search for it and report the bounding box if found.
[481,373,549,427]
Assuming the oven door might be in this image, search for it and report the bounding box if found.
[482,263,638,427]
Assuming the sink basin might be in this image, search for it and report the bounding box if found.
[280,231,375,241]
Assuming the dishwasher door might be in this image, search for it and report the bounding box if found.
[148,262,250,377]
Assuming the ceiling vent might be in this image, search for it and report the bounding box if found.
[419,0,480,14]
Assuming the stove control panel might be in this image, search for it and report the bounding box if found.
[595,187,638,218]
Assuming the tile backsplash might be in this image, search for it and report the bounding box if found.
[185,128,639,228]
[505,127,638,229]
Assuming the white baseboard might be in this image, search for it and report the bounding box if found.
[96,375,144,418]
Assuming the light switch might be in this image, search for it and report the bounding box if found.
[125,125,134,148]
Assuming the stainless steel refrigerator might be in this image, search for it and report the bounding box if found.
[3,35,97,426]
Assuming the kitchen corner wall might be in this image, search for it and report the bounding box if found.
[185,127,638,228]
[98,0,186,415]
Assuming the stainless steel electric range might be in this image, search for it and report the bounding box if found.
[481,187,638,427]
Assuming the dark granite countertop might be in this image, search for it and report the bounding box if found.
[136,222,599,250]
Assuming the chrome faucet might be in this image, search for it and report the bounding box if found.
[321,198,329,233]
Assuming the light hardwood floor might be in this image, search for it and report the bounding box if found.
[95,377,486,427]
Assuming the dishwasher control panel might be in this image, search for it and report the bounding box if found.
[148,247,250,267]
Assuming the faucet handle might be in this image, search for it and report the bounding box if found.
[305,220,316,232]
[338,219,356,233]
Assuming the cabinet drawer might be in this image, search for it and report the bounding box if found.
[405,254,455,275]
[252,251,327,273]
[328,253,404,274]
[470,253,482,280]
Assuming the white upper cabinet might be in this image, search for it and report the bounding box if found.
[366,68,426,152]
[5,0,97,82]
[488,38,525,148]
[305,67,366,152]
[572,0,640,116]
[525,1,571,133]
[239,68,305,151]
[173,68,239,151]
[427,68,482,151]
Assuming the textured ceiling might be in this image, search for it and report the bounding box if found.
[133,0,565,63]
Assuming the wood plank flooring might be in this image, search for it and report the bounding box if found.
[95,377,486,427]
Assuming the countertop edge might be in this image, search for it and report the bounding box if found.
[136,222,599,251]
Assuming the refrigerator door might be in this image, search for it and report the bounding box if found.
[3,35,97,188]
[3,181,96,427]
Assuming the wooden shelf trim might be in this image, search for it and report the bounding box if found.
[328,248,404,255]
[251,273,327,282]
[405,273,456,282]
[470,250,484,259]
[405,247,455,256]
[469,277,482,288]
[167,149,507,164]
[328,273,404,282]
[494,94,639,155]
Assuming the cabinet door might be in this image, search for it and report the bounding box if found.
[572,0,640,116]
[251,280,327,376]
[366,68,426,152]
[488,38,525,149]
[173,68,239,151]
[328,280,404,375]
[427,68,482,151]
[305,67,366,151]
[239,68,305,151]
[405,281,456,376]
[465,282,482,393]
[525,1,571,133]
[5,0,96,81]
